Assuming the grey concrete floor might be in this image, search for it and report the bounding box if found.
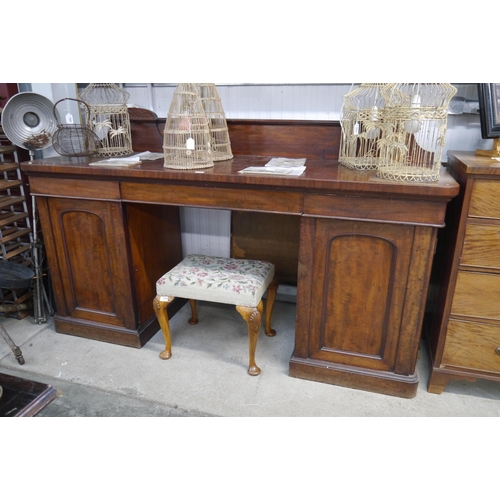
[1,299,499,417]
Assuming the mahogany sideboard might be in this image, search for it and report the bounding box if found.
[20,114,459,398]
[425,151,500,393]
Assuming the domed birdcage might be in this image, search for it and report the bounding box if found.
[78,83,133,157]
[377,83,457,182]
[196,83,233,161]
[339,83,389,170]
[163,83,213,170]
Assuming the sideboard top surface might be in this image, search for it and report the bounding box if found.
[22,155,459,201]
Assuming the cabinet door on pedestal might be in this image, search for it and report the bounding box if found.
[42,197,136,330]
[293,214,438,397]
[304,218,415,373]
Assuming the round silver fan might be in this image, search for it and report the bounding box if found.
[1,92,59,152]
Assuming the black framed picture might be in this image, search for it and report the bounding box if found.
[478,83,500,139]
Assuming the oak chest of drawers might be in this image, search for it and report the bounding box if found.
[426,152,500,393]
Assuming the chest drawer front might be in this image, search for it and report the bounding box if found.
[441,319,500,373]
[451,271,500,321]
[469,180,500,219]
[461,222,500,269]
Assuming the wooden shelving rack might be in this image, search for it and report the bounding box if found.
[0,143,33,318]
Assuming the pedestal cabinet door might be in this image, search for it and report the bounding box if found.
[307,219,414,372]
[44,197,136,329]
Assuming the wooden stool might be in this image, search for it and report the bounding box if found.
[153,254,278,375]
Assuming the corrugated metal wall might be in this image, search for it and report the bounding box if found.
[123,83,489,152]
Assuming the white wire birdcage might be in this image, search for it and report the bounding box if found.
[339,83,388,170]
[196,83,233,161]
[78,83,133,157]
[377,83,457,182]
[163,83,214,170]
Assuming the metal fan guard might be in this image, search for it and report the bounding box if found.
[1,92,59,150]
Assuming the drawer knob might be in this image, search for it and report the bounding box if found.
[496,347,500,356]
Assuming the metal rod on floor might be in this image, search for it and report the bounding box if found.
[0,323,25,364]
[42,282,54,316]
[31,194,46,324]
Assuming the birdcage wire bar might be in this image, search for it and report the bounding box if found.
[78,83,134,157]
[377,83,457,183]
[339,83,388,170]
[163,83,214,170]
[196,83,233,161]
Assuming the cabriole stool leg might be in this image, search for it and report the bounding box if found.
[153,295,174,360]
[236,300,263,376]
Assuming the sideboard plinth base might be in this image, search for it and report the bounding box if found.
[289,356,419,399]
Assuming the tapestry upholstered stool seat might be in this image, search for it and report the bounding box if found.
[153,254,278,375]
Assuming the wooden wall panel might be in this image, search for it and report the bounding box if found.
[231,212,300,285]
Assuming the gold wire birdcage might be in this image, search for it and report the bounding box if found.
[163,83,214,170]
[339,83,388,170]
[196,83,233,161]
[78,83,133,157]
[377,83,457,182]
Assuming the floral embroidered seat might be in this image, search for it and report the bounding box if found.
[153,254,278,375]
